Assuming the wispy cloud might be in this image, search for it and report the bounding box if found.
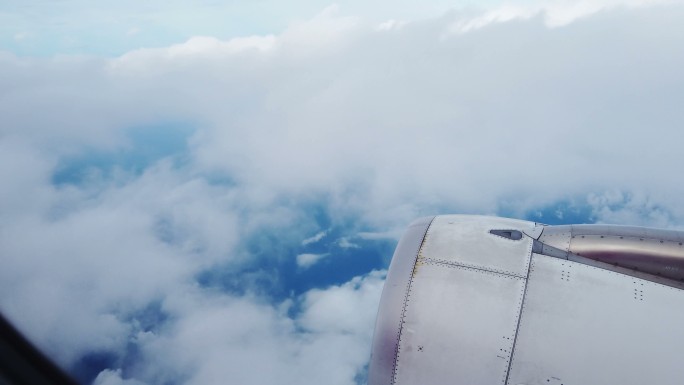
[337,237,360,249]
[296,253,330,269]
[302,230,329,246]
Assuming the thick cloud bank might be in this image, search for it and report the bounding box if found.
[2,3,684,385]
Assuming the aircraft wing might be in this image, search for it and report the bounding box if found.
[368,215,684,385]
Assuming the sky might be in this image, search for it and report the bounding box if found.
[1,0,684,384]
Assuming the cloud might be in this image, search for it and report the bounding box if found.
[95,369,147,385]
[337,237,360,249]
[114,35,276,65]
[296,253,330,268]
[446,0,675,34]
[2,2,684,385]
[103,271,386,385]
[299,270,386,335]
[302,230,329,245]
[587,190,682,228]
[376,19,407,31]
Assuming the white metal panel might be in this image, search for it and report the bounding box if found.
[420,215,534,277]
[508,253,684,385]
[394,260,526,385]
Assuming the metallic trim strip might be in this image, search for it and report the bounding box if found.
[535,225,684,289]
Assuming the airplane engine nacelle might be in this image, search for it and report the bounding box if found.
[369,215,684,385]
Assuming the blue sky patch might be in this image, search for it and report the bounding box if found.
[51,123,194,186]
[70,351,119,385]
[196,208,394,304]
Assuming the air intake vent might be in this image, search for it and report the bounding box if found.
[489,229,523,241]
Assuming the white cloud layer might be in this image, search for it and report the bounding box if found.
[89,272,385,385]
[2,2,684,385]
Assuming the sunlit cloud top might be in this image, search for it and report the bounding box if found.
[1,0,674,56]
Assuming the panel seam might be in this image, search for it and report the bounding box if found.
[503,243,534,384]
[421,257,527,279]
